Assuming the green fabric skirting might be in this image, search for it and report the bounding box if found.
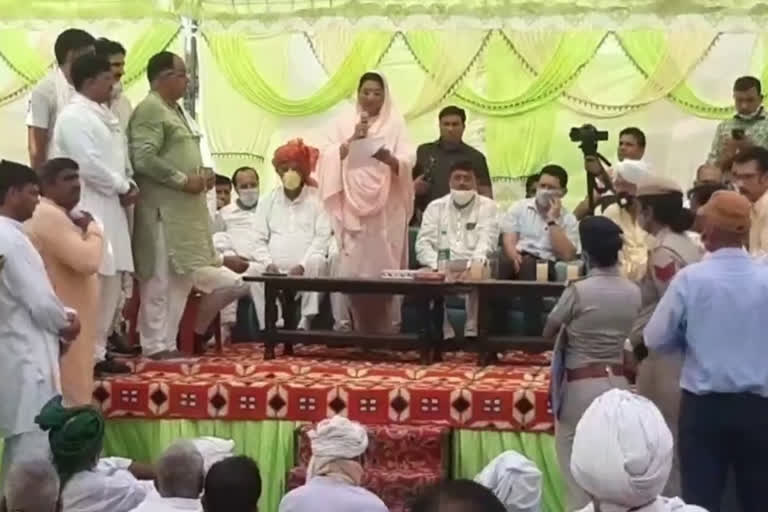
[1,421,565,512]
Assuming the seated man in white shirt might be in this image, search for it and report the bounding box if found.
[416,160,499,339]
[212,166,261,333]
[131,441,204,512]
[501,164,579,279]
[250,140,332,330]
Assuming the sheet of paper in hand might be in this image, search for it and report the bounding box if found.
[347,136,386,169]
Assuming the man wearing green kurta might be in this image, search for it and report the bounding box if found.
[129,51,215,359]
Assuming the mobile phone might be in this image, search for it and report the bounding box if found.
[732,128,745,140]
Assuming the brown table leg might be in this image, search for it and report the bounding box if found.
[281,291,295,356]
[264,282,278,360]
[431,295,445,364]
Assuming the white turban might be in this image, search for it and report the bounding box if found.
[613,159,652,187]
[570,389,673,512]
[475,451,542,512]
[307,416,368,482]
[191,437,236,474]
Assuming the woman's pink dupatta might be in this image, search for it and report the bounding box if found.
[317,73,415,241]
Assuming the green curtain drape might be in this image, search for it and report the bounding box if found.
[122,23,182,86]
[0,0,171,19]
[453,430,564,512]
[104,419,297,512]
[204,28,754,124]
[205,31,393,116]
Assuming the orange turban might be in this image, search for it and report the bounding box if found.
[272,139,319,187]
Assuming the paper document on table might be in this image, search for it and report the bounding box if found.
[347,136,386,169]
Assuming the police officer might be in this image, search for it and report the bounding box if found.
[545,216,642,511]
[630,175,703,497]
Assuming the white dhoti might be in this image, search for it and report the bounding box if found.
[192,266,250,335]
[249,253,328,329]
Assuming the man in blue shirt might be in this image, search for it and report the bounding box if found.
[644,190,768,512]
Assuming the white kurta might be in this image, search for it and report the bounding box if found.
[0,216,69,437]
[52,93,134,276]
[252,186,332,270]
[416,193,499,269]
[214,201,260,259]
[62,468,148,512]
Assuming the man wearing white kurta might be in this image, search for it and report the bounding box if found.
[250,140,332,329]
[52,54,136,373]
[416,160,499,339]
[130,441,204,512]
[26,29,95,170]
[0,160,78,483]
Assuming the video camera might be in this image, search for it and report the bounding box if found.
[569,124,609,157]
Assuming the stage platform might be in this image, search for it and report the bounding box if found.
[96,343,563,512]
[95,343,554,431]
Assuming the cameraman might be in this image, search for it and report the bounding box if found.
[573,127,646,220]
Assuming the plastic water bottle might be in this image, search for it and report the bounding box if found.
[437,230,449,272]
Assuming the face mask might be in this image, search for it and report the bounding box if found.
[450,188,476,207]
[535,188,557,209]
[736,105,764,120]
[282,169,303,191]
[238,188,259,207]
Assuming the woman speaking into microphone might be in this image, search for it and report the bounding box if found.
[316,71,415,334]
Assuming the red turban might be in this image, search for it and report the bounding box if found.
[272,139,319,187]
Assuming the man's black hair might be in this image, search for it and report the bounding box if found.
[619,127,646,148]
[540,164,568,189]
[439,105,467,124]
[54,29,95,65]
[94,38,127,58]
[215,174,232,187]
[232,167,259,188]
[71,54,111,91]
[732,145,768,175]
[202,456,261,512]
[734,76,762,96]
[147,51,179,83]
[410,479,506,512]
[449,159,476,175]
[38,158,79,184]
[0,160,38,205]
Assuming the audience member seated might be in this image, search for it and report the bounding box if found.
[131,440,204,512]
[202,456,261,512]
[249,139,332,330]
[410,479,506,512]
[501,164,579,280]
[279,416,385,512]
[1,458,60,512]
[474,451,542,512]
[415,160,499,340]
[214,174,232,211]
[35,396,147,512]
[570,389,706,512]
[212,166,261,331]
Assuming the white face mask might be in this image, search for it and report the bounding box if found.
[535,188,558,209]
[238,188,259,207]
[451,188,476,207]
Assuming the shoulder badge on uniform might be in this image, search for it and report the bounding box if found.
[654,261,677,283]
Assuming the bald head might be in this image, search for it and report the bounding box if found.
[4,459,60,512]
[156,441,204,499]
[695,164,723,187]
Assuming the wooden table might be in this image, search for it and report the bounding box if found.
[244,275,565,364]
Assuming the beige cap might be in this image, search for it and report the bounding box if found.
[636,174,682,196]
